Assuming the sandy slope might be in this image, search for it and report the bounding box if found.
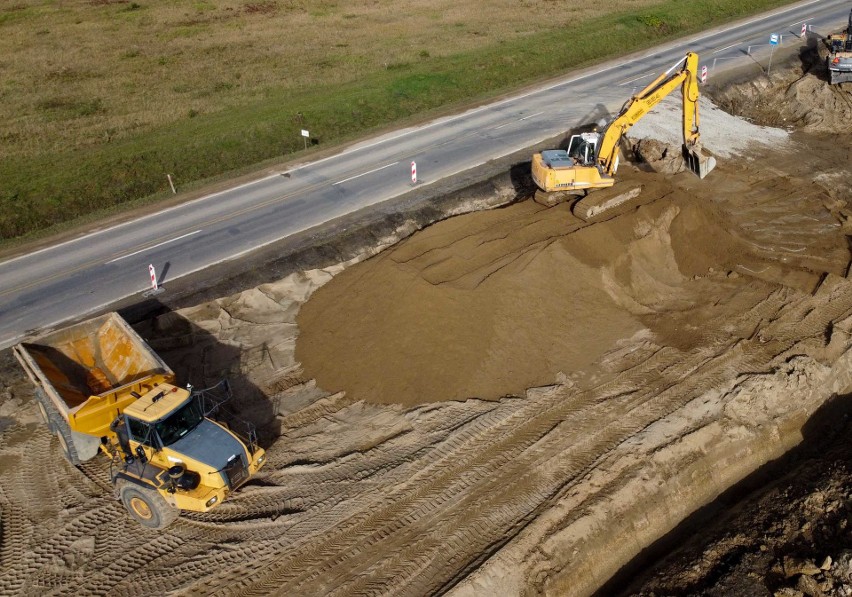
[0,59,851,597]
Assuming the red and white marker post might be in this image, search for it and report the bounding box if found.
[801,22,808,37]
[411,161,417,185]
[148,264,158,291]
[700,65,708,84]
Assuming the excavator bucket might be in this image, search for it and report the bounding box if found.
[683,144,717,179]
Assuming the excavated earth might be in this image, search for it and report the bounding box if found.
[1,54,852,596]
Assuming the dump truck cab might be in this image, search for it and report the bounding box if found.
[114,383,266,518]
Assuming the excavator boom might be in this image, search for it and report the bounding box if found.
[596,52,714,178]
[530,51,716,217]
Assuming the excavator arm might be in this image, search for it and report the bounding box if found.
[595,52,712,178]
[529,50,715,207]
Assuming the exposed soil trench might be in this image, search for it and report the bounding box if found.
[1,53,852,596]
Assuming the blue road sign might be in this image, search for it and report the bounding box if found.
[769,33,779,45]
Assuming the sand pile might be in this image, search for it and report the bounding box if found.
[713,68,852,133]
[628,96,789,156]
[782,76,852,132]
[296,169,756,405]
[296,84,849,407]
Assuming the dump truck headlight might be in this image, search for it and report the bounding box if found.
[206,496,218,508]
[256,454,265,465]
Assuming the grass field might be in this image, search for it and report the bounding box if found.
[0,0,796,241]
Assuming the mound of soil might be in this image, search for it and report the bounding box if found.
[295,157,843,406]
[713,51,852,133]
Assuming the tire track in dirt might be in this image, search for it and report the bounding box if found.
[0,297,844,595]
[2,126,850,595]
[189,282,852,596]
[2,277,846,597]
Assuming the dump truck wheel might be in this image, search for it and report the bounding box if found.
[35,399,56,433]
[54,420,82,466]
[119,483,180,529]
[55,428,81,466]
[33,389,58,434]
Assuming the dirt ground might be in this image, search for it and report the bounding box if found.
[1,51,852,596]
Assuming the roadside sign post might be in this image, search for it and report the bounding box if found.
[801,22,807,38]
[411,161,417,185]
[149,264,158,291]
[768,33,779,75]
[700,65,708,84]
[145,264,165,296]
[301,129,310,150]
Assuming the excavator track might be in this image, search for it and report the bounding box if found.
[572,183,646,222]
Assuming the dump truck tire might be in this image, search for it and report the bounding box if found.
[55,426,81,466]
[35,398,56,433]
[33,387,84,466]
[119,483,180,529]
[33,388,57,434]
[36,400,52,429]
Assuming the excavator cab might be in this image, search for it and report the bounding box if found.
[567,133,599,166]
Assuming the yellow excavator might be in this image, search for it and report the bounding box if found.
[531,52,716,215]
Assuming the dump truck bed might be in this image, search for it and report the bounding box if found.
[14,312,173,437]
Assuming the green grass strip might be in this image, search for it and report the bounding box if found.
[0,0,798,241]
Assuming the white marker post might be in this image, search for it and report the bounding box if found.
[700,65,708,84]
[149,264,158,291]
[301,129,310,150]
[411,161,417,185]
[167,174,176,195]
[801,22,807,37]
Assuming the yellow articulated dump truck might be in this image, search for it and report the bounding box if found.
[13,312,266,529]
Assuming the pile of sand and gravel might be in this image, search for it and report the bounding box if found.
[293,91,849,406]
[294,176,755,405]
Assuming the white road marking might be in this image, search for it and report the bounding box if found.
[712,42,741,54]
[106,230,202,263]
[1,0,825,274]
[332,162,400,186]
[617,71,656,85]
[789,17,813,25]
[518,111,544,121]
[1,176,279,268]
[493,123,510,130]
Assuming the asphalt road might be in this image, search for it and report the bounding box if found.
[1,0,849,349]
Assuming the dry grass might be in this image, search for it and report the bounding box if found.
[1,0,668,159]
[0,0,795,239]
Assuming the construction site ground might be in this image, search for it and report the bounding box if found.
[2,50,852,596]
